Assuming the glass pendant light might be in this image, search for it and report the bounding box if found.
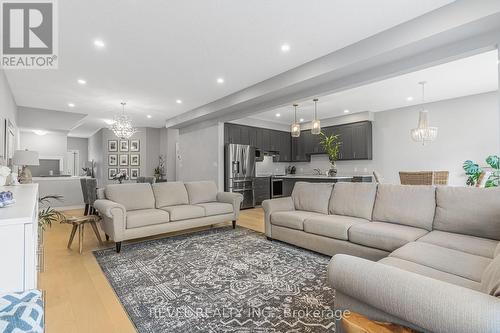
[111,102,137,139]
[410,81,438,145]
[311,98,321,135]
[290,104,301,138]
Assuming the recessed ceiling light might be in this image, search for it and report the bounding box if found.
[275,113,281,117]
[216,77,225,84]
[103,119,114,125]
[68,103,75,107]
[281,43,291,52]
[147,115,152,119]
[93,39,105,48]
[407,96,414,101]
[176,99,182,104]
[33,130,48,136]
[77,79,87,85]
[299,118,304,122]
[344,109,350,113]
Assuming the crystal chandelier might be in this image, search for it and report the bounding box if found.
[290,104,301,137]
[410,82,437,145]
[111,102,137,139]
[311,98,321,135]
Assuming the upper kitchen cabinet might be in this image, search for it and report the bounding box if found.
[334,121,372,160]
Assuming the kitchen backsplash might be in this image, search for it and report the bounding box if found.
[256,155,374,176]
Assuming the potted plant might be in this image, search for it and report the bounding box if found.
[320,132,342,176]
[154,155,166,181]
[463,155,499,187]
[39,195,66,230]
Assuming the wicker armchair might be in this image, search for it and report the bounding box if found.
[399,171,449,185]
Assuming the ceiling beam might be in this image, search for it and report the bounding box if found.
[166,1,500,129]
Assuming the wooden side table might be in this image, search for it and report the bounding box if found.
[342,312,418,333]
[64,215,103,254]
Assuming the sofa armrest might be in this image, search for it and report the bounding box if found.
[217,192,243,220]
[262,197,294,238]
[94,199,127,241]
[328,254,500,333]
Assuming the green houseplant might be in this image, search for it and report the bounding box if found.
[39,195,66,230]
[319,131,342,176]
[463,155,499,187]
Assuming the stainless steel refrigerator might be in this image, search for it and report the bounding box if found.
[224,144,255,209]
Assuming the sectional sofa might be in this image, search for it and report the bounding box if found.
[263,182,500,333]
[94,181,243,252]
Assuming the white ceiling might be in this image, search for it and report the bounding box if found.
[249,50,499,125]
[4,0,454,137]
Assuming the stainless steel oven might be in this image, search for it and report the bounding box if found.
[271,178,283,198]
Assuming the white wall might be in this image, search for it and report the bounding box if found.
[177,123,221,187]
[0,71,17,127]
[298,92,499,185]
[20,131,68,157]
[67,137,89,170]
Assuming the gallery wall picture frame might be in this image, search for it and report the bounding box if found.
[108,168,118,180]
[108,154,118,166]
[119,140,129,152]
[130,154,140,166]
[108,140,118,152]
[119,168,129,178]
[119,154,129,166]
[130,168,140,180]
[130,139,140,152]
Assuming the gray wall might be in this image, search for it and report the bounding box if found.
[88,129,104,185]
[177,123,222,188]
[67,137,89,171]
[0,70,19,165]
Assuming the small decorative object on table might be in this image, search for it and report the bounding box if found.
[0,191,15,207]
[154,154,166,181]
[113,171,128,184]
[0,166,11,186]
[320,131,342,176]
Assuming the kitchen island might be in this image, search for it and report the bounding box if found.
[272,174,373,197]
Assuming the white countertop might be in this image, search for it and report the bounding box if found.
[256,174,372,179]
[33,176,85,181]
[0,184,38,226]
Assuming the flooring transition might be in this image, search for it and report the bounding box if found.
[39,207,265,333]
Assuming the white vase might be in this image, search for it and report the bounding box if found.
[0,175,6,186]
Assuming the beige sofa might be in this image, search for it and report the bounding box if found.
[263,182,500,333]
[94,181,243,252]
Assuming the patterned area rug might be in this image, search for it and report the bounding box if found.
[94,227,335,332]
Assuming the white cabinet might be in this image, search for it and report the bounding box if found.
[0,184,39,293]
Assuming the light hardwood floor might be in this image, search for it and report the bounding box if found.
[40,207,265,333]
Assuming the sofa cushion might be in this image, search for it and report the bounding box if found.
[184,181,218,204]
[433,186,500,240]
[271,211,325,231]
[379,257,481,291]
[481,255,500,297]
[372,184,435,230]
[160,205,205,221]
[349,222,428,252]
[105,183,155,211]
[389,242,492,282]
[292,182,333,214]
[330,183,377,220]
[304,215,368,240]
[418,230,499,258]
[196,202,233,216]
[126,209,170,229]
[152,182,189,208]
